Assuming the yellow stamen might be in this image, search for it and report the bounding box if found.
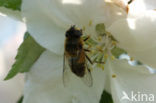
[130,57,134,61]
[91,50,96,54]
[104,54,108,59]
[112,41,117,46]
[89,20,92,26]
[101,65,104,70]
[112,74,116,78]
[96,46,103,52]
[98,36,102,41]
[82,26,86,31]
[97,64,104,70]
[111,56,115,60]
[105,31,111,36]
[87,44,92,49]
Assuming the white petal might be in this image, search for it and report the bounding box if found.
[105,59,156,103]
[108,11,156,69]
[128,0,156,17]
[141,0,156,10]
[129,0,156,11]
[0,7,22,21]
[23,50,105,103]
[22,0,127,55]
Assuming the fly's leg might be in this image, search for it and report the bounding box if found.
[84,49,91,52]
[93,61,105,64]
[85,54,93,64]
[83,36,90,41]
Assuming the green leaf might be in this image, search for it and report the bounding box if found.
[0,0,22,11]
[100,90,113,103]
[4,32,45,80]
[111,47,127,58]
[17,96,23,103]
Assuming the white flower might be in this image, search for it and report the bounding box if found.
[0,16,25,103]
[108,3,156,69]
[24,50,106,103]
[21,0,156,103]
[22,0,127,55]
[104,58,156,103]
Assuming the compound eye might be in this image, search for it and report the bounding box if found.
[75,30,82,37]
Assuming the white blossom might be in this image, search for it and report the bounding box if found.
[21,0,156,103]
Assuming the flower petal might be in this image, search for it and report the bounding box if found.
[129,0,156,11]
[23,50,105,103]
[22,0,127,54]
[141,0,156,10]
[105,59,156,103]
[108,10,156,69]
[128,0,156,17]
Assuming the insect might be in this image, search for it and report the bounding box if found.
[63,25,93,87]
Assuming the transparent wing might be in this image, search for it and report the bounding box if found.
[80,57,93,87]
[63,53,71,87]
[63,52,93,87]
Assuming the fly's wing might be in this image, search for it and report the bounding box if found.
[63,53,71,87]
[80,57,93,87]
[63,52,93,87]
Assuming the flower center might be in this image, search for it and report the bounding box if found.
[83,23,123,70]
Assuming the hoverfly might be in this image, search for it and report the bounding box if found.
[63,25,93,87]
